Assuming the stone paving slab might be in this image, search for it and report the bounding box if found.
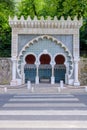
[0,84,86,94]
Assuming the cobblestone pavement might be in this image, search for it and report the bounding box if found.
[0,84,87,129]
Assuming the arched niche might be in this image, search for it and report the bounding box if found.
[24,54,36,83]
[39,54,52,83]
[40,54,51,64]
[54,54,66,83]
[25,54,36,64]
[55,54,65,64]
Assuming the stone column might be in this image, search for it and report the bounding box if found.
[10,29,19,86]
[73,33,80,58]
[12,29,18,57]
[21,63,25,84]
[51,64,55,84]
[36,64,39,84]
[74,58,80,86]
[10,58,17,86]
[65,63,69,84]
[12,59,17,80]
[73,33,80,86]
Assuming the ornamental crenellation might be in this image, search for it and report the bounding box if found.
[9,16,82,29]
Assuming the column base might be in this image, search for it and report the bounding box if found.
[22,74,25,84]
[74,81,80,86]
[51,76,55,84]
[65,74,68,84]
[10,79,22,86]
[35,76,39,84]
[68,79,74,85]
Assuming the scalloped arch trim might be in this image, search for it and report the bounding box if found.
[19,35,72,57]
[17,35,73,77]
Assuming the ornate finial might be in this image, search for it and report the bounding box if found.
[20,16,24,21]
[67,16,71,21]
[78,17,83,26]
[47,16,51,20]
[34,16,38,20]
[27,16,31,21]
[41,16,44,20]
[60,16,64,20]
[9,16,11,21]
[79,17,83,22]
[54,16,58,21]
[14,16,18,21]
[43,49,48,54]
[74,16,78,21]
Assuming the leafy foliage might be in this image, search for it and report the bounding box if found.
[16,0,36,19]
[33,0,59,18]
[0,0,15,57]
[58,0,87,19]
[80,18,87,56]
[17,0,87,19]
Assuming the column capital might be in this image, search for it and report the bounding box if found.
[74,57,80,62]
[36,65,39,84]
[73,57,80,86]
[11,57,17,61]
[35,63,39,67]
[35,60,40,66]
[51,61,55,67]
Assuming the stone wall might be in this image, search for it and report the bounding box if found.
[0,58,87,85]
[79,58,87,85]
[0,58,12,85]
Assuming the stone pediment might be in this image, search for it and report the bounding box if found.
[9,16,82,29]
